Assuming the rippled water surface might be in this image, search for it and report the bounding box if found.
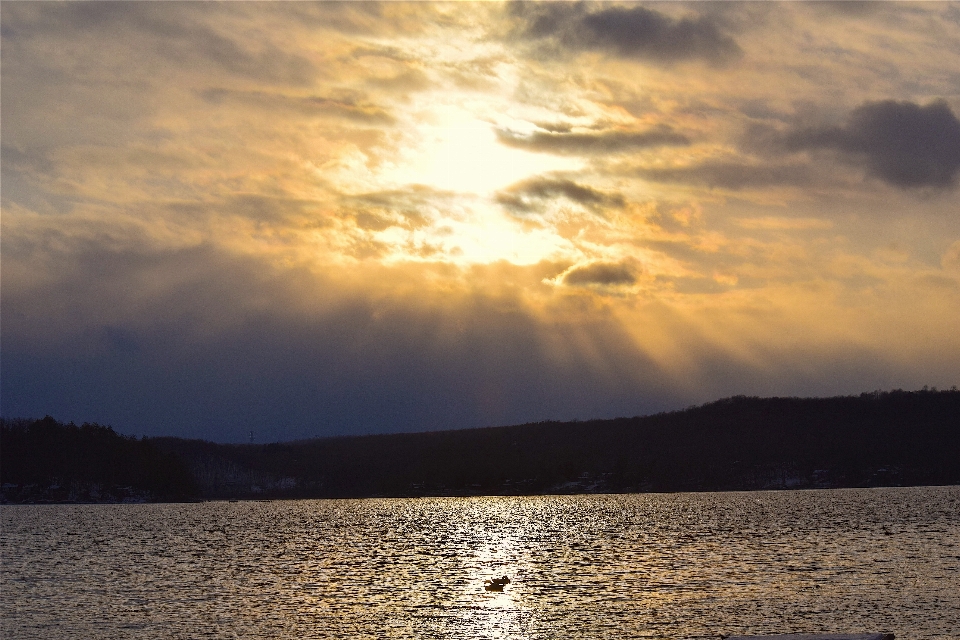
[2,487,959,639]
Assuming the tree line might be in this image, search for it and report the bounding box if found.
[3,389,958,502]
[156,388,960,499]
[1,416,198,503]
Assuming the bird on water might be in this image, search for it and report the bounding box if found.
[484,576,511,591]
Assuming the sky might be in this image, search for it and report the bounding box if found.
[2,2,960,443]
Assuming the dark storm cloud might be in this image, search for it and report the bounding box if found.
[563,262,636,286]
[512,2,742,65]
[0,243,674,442]
[496,126,690,155]
[497,178,625,214]
[786,99,960,189]
[637,161,814,190]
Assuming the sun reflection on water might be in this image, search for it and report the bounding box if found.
[2,489,958,639]
[440,497,531,639]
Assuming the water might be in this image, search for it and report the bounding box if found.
[2,487,958,639]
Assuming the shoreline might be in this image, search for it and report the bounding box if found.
[4,482,957,506]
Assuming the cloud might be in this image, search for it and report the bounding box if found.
[497,178,625,214]
[0,144,53,176]
[0,239,673,440]
[654,275,735,295]
[806,1,882,18]
[562,261,637,286]
[4,2,960,443]
[337,185,455,231]
[365,68,432,93]
[734,217,834,231]
[786,99,960,189]
[3,3,317,86]
[637,161,814,190]
[196,88,397,125]
[496,126,690,155]
[280,2,446,38]
[666,100,960,193]
[513,2,742,65]
[943,240,960,271]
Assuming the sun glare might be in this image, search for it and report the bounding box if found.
[362,105,586,266]
[442,209,574,265]
[382,108,580,195]
[370,199,578,267]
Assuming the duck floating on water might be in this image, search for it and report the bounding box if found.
[484,576,511,591]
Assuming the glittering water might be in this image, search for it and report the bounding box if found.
[2,487,958,639]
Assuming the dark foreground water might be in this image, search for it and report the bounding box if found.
[2,487,958,639]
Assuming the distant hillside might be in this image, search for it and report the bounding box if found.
[0,417,198,503]
[152,388,960,500]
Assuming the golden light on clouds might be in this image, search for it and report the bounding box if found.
[381,111,582,196]
[2,2,959,440]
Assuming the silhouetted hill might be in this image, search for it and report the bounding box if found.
[151,388,959,499]
[0,417,198,503]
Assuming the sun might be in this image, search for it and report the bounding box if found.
[356,104,587,266]
[381,106,580,196]
[437,207,575,265]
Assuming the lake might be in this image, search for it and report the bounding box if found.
[2,486,958,639]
